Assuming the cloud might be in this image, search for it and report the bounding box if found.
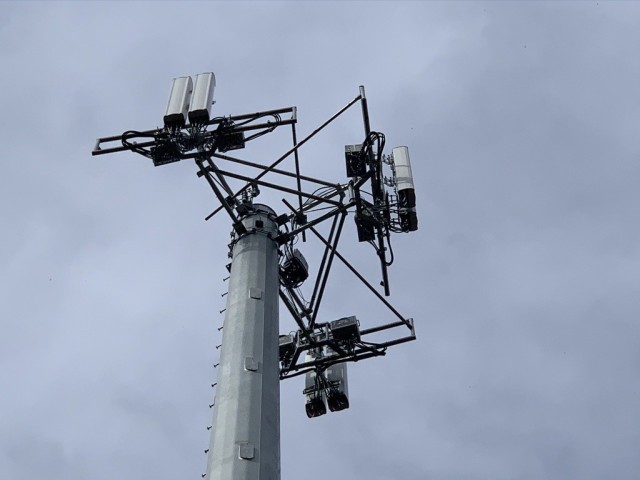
[2,2,640,480]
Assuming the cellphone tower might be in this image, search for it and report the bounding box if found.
[93,72,418,480]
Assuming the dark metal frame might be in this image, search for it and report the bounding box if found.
[92,86,416,380]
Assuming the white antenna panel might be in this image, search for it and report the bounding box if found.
[188,72,216,125]
[392,146,414,192]
[164,76,193,128]
[392,146,418,232]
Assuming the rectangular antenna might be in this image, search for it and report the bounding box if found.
[392,146,418,232]
[188,72,216,124]
[164,76,193,128]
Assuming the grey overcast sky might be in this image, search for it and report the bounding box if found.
[1,1,639,479]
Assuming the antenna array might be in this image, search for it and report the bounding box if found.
[93,72,418,478]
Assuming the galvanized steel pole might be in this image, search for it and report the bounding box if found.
[206,204,281,480]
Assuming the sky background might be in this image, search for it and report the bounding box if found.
[1,1,639,479]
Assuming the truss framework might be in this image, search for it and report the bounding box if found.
[92,87,416,379]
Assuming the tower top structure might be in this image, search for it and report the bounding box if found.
[93,73,418,476]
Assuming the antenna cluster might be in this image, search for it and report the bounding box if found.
[93,73,418,430]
